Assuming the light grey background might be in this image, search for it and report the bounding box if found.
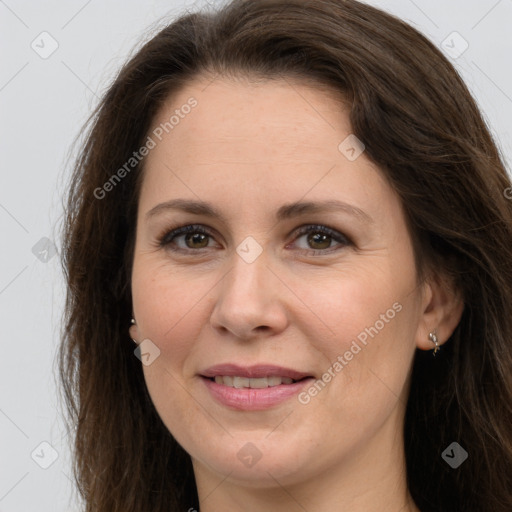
[0,1,511,510]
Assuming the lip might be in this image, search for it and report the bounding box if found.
[199,364,314,411]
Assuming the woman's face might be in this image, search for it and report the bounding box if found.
[130,75,432,488]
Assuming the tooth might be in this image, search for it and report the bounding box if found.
[249,377,269,389]
[233,376,250,388]
[213,375,297,388]
[267,376,282,387]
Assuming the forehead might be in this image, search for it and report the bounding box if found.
[149,75,349,158]
[137,75,394,227]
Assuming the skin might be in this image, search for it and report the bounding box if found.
[129,74,463,512]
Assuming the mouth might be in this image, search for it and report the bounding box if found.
[199,364,315,410]
[200,363,314,383]
[204,375,310,388]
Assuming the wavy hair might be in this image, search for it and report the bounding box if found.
[59,1,512,510]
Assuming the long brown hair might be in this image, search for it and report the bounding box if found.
[59,1,512,510]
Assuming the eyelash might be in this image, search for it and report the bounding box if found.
[157,223,352,256]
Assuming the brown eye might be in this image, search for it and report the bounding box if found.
[307,232,332,250]
[184,232,210,249]
[159,225,217,251]
[292,225,351,254]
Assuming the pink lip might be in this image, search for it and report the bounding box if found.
[199,364,314,411]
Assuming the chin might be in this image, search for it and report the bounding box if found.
[188,434,318,488]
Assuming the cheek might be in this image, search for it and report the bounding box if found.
[292,262,419,406]
[290,263,409,354]
[131,263,213,440]
[131,261,214,367]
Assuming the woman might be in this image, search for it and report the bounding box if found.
[59,1,512,511]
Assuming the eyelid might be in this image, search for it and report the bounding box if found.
[292,223,351,243]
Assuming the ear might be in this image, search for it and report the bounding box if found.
[129,324,141,345]
[415,272,464,351]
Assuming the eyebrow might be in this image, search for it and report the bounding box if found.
[145,198,373,224]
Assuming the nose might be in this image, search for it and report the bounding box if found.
[209,249,289,340]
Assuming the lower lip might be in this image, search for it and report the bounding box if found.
[201,376,313,411]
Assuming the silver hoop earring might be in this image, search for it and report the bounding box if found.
[429,330,439,356]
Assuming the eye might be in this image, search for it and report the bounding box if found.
[290,224,352,254]
[158,224,219,251]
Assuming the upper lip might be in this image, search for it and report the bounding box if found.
[200,364,313,380]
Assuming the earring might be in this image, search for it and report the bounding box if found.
[429,330,439,356]
[130,318,138,344]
